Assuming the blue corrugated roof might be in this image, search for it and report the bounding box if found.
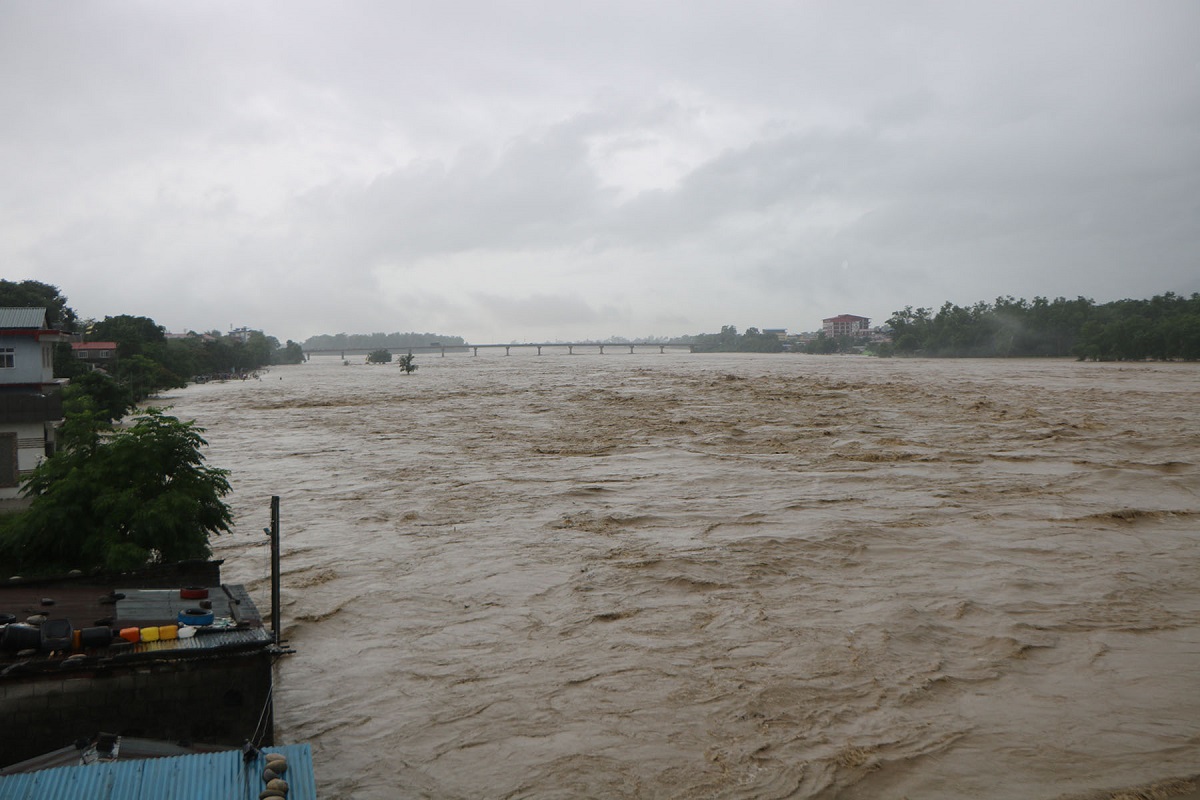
[0,743,315,800]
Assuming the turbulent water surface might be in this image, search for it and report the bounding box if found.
[161,353,1200,799]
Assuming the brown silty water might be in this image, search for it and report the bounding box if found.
[159,353,1200,799]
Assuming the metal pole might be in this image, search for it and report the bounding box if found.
[270,495,281,646]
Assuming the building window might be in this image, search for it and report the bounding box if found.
[98,350,111,358]
[0,348,14,369]
[76,350,89,358]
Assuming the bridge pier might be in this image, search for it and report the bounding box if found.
[505,346,511,356]
[536,346,542,355]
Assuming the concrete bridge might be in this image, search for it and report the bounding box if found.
[303,342,696,359]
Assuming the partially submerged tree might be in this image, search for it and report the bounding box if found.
[366,348,393,364]
[0,403,233,574]
[397,351,418,373]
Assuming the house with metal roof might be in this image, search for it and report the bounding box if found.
[0,562,286,769]
[0,741,315,799]
[0,308,70,502]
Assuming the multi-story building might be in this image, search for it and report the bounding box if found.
[0,308,69,502]
[822,314,871,338]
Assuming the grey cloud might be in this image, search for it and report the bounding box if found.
[1,1,1197,341]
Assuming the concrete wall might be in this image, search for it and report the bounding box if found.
[0,338,52,385]
[0,650,275,767]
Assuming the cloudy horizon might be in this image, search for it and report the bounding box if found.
[2,1,1197,344]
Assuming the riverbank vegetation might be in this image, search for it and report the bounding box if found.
[0,280,248,575]
[688,326,784,353]
[887,293,1200,360]
[1,280,305,409]
[0,404,232,574]
[303,331,466,351]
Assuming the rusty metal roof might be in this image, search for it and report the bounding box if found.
[0,743,316,799]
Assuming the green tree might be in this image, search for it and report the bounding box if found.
[366,348,393,364]
[397,351,418,373]
[804,331,839,354]
[0,279,78,330]
[274,340,306,365]
[116,354,187,405]
[90,314,167,358]
[0,405,232,574]
[64,370,133,423]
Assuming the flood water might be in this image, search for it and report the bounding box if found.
[160,353,1200,799]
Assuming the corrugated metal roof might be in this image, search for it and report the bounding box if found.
[0,308,48,330]
[0,743,315,800]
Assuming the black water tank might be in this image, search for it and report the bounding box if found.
[2,623,41,652]
[79,626,113,649]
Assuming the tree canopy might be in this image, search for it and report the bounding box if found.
[366,348,393,364]
[887,293,1200,360]
[690,326,784,353]
[0,405,233,574]
[0,279,77,331]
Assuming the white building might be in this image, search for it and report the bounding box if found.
[0,308,70,501]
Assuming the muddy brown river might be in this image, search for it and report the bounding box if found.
[161,353,1200,799]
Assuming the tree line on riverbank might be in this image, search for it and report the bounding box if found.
[1,279,304,416]
[303,331,466,350]
[887,293,1200,360]
[688,326,785,353]
[1,280,244,575]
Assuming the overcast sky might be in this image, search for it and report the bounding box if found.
[2,2,1197,343]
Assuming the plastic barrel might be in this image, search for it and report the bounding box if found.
[80,626,114,649]
[2,624,41,652]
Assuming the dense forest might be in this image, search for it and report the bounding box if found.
[887,293,1200,360]
[303,331,467,350]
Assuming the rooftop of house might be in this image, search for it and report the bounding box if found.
[0,307,50,330]
[0,578,272,679]
[71,341,118,351]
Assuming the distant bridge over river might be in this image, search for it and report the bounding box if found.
[303,342,696,359]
